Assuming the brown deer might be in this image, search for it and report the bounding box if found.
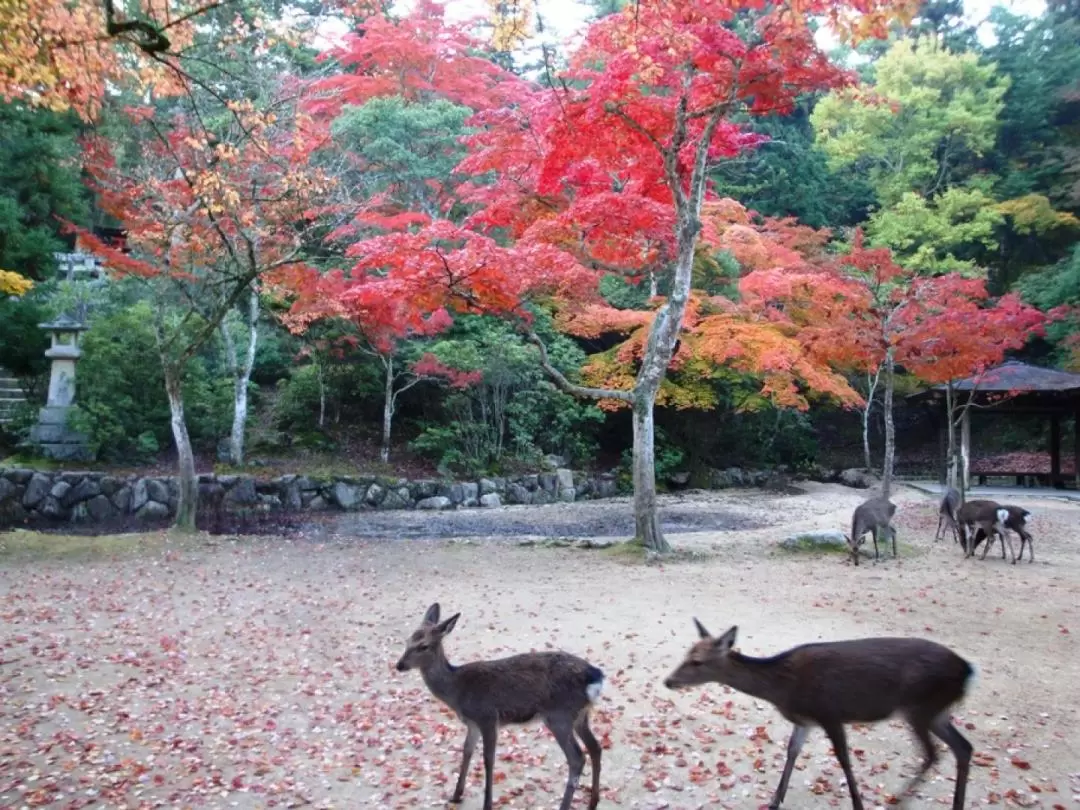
[845,496,897,565]
[969,505,1034,563]
[935,487,961,543]
[664,620,974,810]
[956,499,1014,562]
[395,603,605,810]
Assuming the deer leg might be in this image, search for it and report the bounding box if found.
[1022,531,1034,562]
[930,713,972,810]
[871,527,880,562]
[999,528,1017,564]
[545,713,585,810]
[896,711,939,806]
[574,712,602,810]
[768,723,809,809]
[890,525,897,558]
[480,720,498,810]
[979,526,993,560]
[450,722,480,803]
[822,723,864,810]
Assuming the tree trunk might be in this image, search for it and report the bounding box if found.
[164,365,198,532]
[222,290,259,466]
[945,382,959,491]
[861,367,881,473]
[631,396,668,553]
[881,349,896,499]
[381,356,394,464]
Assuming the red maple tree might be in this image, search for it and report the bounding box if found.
[286,0,916,551]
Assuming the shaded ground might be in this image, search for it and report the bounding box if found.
[2,482,1079,809]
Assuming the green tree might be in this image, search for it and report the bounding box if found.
[811,36,1008,207]
[0,103,90,281]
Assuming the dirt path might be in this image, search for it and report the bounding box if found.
[1,483,1078,809]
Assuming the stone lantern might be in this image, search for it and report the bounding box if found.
[28,313,93,461]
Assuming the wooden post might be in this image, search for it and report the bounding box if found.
[960,405,971,494]
[1050,412,1062,489]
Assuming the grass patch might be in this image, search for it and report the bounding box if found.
[599,538,647,561]
[0,529,178,562]
[600,538,713,565]
[778,537,851,555]
[0,454,65,472]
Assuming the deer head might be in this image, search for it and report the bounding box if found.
[664,619,738,689]
[396,602,460,672]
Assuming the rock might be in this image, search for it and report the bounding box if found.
[332,482,362,510]
[533,489,555,505]
[596,475,618,498]
[667,470,692,487]
[438,483,465,504]
[5,469,33,485]
[50,480,72,502]
[461,482,479,507]
[198,482,225,507]
[505,483,532,505]
[555,468,574,493]
[283,481,303,511]
[64,476,101,507]
[131,479,149,511]
[365,483,385,507]
[479,493,501,507]
[224,477,258,505]
[541,454,568,470]
[308,495,328,511]
[417,496,453,510]
[839,468,879,489]
[412,480,438,499]
[380,487,412,510]
[99,476,121,496]
[521,474,539,491]
[217,475,238,488]
[296,476,317,491]
[38,496,65,519]
[110,485,132,512]
[0,477,16,503]
[779,530,848,550]
[86,494,114,521]
[479,478,498,495]
[136,501,170,521]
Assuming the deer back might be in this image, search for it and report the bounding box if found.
[957,499,1002,525]
[852,496,896,538]
[939,488,961,520]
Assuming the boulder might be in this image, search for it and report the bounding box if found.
[86,495,115,521]
[63,477,101,507]
[111,485,133,513]
[417,496,453,510]
[224,477,258,505]
[380,487,412,510]
[479,493,502,507]
[136,501,170,521]
[49,481,72,502]
[479,478,498,496]
[779,530,848,551]
[331,482,362,510]
[839,468,879,490]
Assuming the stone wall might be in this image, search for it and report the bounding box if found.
[0,467,621,527]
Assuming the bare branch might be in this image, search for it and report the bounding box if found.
[526,331,632,402]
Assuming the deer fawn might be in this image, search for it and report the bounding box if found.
[395,603,605,810]
[935,487,961,543]
[846,496,897,565]
[969,504,1034,563]
[664,620,974,810]
[957,499,1014,562]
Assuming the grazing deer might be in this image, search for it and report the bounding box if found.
[957,499,1014,562]
[664,620,974,810]
[970,505,1034,563]
[846,496,897,565]
[935,487,961,543]
[395,603,605,810]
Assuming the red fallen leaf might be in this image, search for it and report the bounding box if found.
[987,791,1001,804]
[1029,783,1042,792]
[964,722,976,730]
[1010,757,1031,770]
[643,778,659,791]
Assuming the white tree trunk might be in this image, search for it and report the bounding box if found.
[164,366,198,532]
[881,349,896,499]
[381,356,394,464]
[222,290,258,466]
[862,367,881,473]
[631,395,666,552]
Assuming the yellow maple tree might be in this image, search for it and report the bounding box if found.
[0,269,35,297]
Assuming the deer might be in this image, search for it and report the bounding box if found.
[394,603,605,810]
[968,504,1034,563]
[935,487,961,543]
[664,620,974,810]
[845,496,897,565]
[956,499,1014,562]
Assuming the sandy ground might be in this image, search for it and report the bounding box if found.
[1,482,1079,810]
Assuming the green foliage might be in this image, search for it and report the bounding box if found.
[616,427,685,493]
[1017,245,1080,364]
[0,287,50,380]
[985,6,1080,211]
[331,96,473,216]
[599,274,651,309]
[410,315,603,474]
[865,187,1004,275]
[812,37,1008,207]
[70,302,231,461]
[0,103,90,281]
[711,104,876,228]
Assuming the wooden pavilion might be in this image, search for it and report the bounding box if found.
[907,360,1080,490]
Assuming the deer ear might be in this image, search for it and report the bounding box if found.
[423,603,441,625]
[693,618,711,639]
[436,612,461,636]
[714,625,738,652]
